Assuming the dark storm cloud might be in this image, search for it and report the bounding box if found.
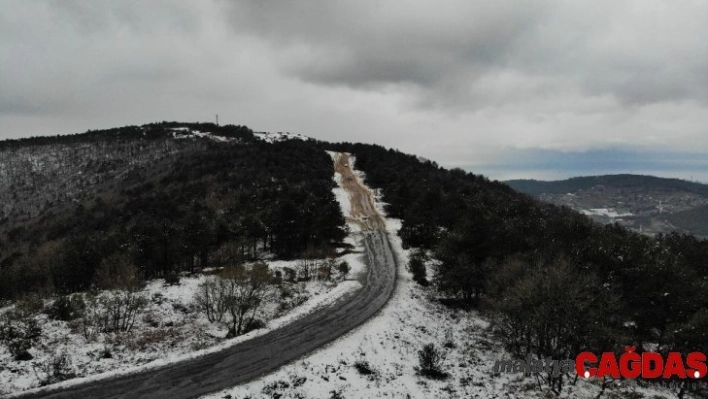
[224,2,544,94]
[223,1,708,108]
[1,0,708,175]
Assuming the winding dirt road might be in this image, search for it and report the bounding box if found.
[15,152,397,399]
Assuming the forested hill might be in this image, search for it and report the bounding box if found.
[0,122,256,221]
[506,174,708,197]
[0,122,346,299]
[328,142,708,372]
[3,124,708,373]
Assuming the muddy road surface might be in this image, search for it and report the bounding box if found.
[332,152,386,231]
[16,152,397,399]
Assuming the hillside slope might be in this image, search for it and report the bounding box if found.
[0,123,346,299]
[12,152,397,399]
[3,127,708,398]
[667,204,708,237]
[0,123,254,223]
[506,174,708,237]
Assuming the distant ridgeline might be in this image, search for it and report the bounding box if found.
[0,122,346,298]
[506,175,708,237]
[0,122,256,149]
[506,174,708,197]
[327,142,708,371]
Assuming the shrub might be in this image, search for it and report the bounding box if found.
[352,359,379,382]
[152,293,166,305]
[0,300,43,360]
[329,390,344,399]
[17,295,45,314]
[37,349,75,386]
[164,272,180,286]
[243,318,266,334]
[262,380,290,397]
[80,290,148,337]
[290,374,307,387]
[195,265,274,338]
[142,311,160,328]
[100,290,148,332]
[194,277,228,323]
[443,328,456,349]
[406,250,429,286]
[78,295,102,340]
[296,258,317,281]
[416,343,447,379]
[100,346,113,359]
[0,319,40,360]
[46,294,85,321]
[93,254,143,291]
[273,270,283,285]
[353,360,375,375]
[282,267,297,283]
[317,258,336,281]
[337,261,351,280]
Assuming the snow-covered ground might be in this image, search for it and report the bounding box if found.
[254,132,310,143]
[203,218,505,399]
[170,127,235,143]
[205,226,680,399]
[326,151,352,220]
[204,166,678,399]
[581,208,633,218]
[0,254,365,396]
[174,128,310,144]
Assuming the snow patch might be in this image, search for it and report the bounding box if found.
[170,128,233,143]
[581,208,633,218]
[254,132,309,143]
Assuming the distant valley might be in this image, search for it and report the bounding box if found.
[507,174,708,238]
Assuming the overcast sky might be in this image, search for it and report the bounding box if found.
[2,1,708,179]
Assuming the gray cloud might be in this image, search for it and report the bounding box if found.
[223,1,708,108]
[224,2,545,95]
[1,0,708,178]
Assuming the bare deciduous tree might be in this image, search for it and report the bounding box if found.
[194,276,228,323]
[222,262,273,338]
[296,258,317,281]
[194,262,274,338]
[78,255,148,336]
[94,254,143,291]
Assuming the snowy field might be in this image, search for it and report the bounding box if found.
[0,252,365,396]
[204,223,680,399]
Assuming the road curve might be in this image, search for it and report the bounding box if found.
[15,152,397,399]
